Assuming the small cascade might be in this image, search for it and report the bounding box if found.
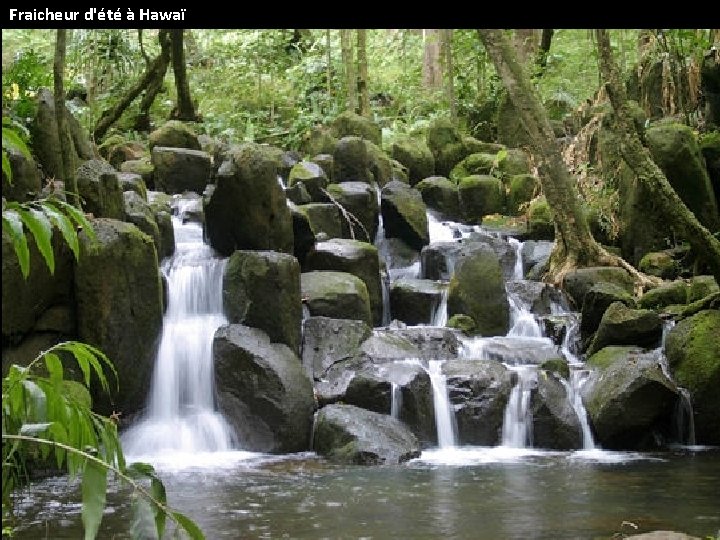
[122,213,234,458]
[507,293,544,338]
[431,287,449,327]
[560,313,582,364]
[428,360,457,448]
[427,211,457,243]
[374,184,392,326]
[563,370,596,450]
[277,175,286,189]
[390,382,402,420]
[501,366,536,448]
[508,237,524,281]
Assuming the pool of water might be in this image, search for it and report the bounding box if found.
[9,446,720,539]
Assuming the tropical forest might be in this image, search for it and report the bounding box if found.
[2,28,719,539]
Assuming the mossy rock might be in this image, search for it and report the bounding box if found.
[333,136,371,183]
[148,120,201,152]
[580,282,637,337]
[638,280,689,310]
[302,126,338,157]
[296,203,343,240]
[325,181,378,242]
[507,174,538,215]
[458,175,506,223]
[120,158,154,188]
[2,146,41,203]
[123,191,161,257]
[76,159,125,220]
[426,117,462,155]
[449,153,496,182]
[390,137,435,185]
[389,279,445,326]
[498,149,532,177]
[539,358,570,380]
[687,275,719,303]
[311,153,335,182]
[562,266,635,309]
[665,310,720,444]
[447,314,478,336]
[288,161,328,202]
[364,140,394,186]
[587,346,644,371]
[699,131,720,203]
[380,181,429,251]
[300,270,372,325]
[527,196,554,240]
[331,111,382,146]
[638,251,681,280]
[586,302,663,356]
[118,173,147,200]
[415,176,461,220]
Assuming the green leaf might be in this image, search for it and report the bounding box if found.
[19,422,53,436]
[2,209,29,279]
[2,151,11,184]
[41,201,80,261]
[150,475,167,538]
[43,352,64,383]
[130,492,160,540]
[171,511,205,540]
[2,126,31,159]
[53,199,96,243]
[21,379,46,420]
[81,459,107,540]
[18,207,55,275]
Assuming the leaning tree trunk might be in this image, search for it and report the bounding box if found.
[135,29,172,131]
[170,29,197,121]
[596,29,720,284]
[54,29,79,207]
[340,30,357,112]
[477,29,656,287]
[357,29,370,117]
[94,30,171,140]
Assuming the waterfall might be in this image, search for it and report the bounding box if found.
[562,370,596,450]
[122,214,234,458]
[508,237,524,281]
[501,366,535,448]
[427,211,457,243]
[507,293,543,338]
[428,360,457,448]
[390,382,402,420]
[374,184,391,326]
[431,286,449,327]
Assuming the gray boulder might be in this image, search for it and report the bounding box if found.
[381,181,429,251]
[151,147,212,194]
[301,317,371,379]
[390,279,446,326]
[301,271,372,325]
[586,302,663,356]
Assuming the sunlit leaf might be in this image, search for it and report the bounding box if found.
[43,352,64,383]
[41,201,80,261]
[81,459,107,540]
[2,209,30,279]
[171,511,205,540]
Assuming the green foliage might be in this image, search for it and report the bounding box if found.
[2,45,53,119]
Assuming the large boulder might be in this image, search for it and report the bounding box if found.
[458,175,506,223]
[586,302,663,356]
[325,181,378,242]
[391,137,435,185]
[580,282,637,337]
[151,147,212,195]
[2,147,41,202]
[444,359,513,446]
[449,152,496,181]
[287,161,328,202]
[507,174,538,215]
[645,123,720,233]
[223,250,302,354]
[638,281,689,310]
[213,324,315,453]
[422,234,517,282]
[381,181,429,251]
[364,141,394,186]
[305,239,383,326]
[665,310,720,444]
[390,279,445,326]
[300,271,372,325]
[531,372,582,449]
[123,191,162,257]
[204,143,293,256]
[75,219,163,416]
[584,348,680,449]
[331,111,382,146]
[447,248,510,336]
[296,203,343,240]
[415,177,461,220]
[76,160,125,220]
[301,317,372,379]
[148,120,201,152]
[333,136,371,183]
[312,404,420,465]
[562,267,635,309]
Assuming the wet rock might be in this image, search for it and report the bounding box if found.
[288,161,328,202]
[296,203,343,241]
[301,271,372,325]
[531,371,582,449]
[586,302,663,356]
[301,317,371,379]
[325,181,378,242]
[580,282,637,337]
[123,191,162,257]
[562,267,635,309]
[390,279,445,326]
[151,147,212,195]
[381,181,429,251]
[415,176,461,220]
[148,120,201,151]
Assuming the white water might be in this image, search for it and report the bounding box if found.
[506,238,543,338]
[428,360,457,448]
[501,366,536,448]
[431,286,449,327]
[374,185,392,326]
[122,216,235,459]
[563,370,596,450]
[427,211,457,243]
[390,382,402,419]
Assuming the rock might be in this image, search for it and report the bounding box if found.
[390,158,410,183]
[75,219,163,416]
[213,324,315,453]
[539,358,570,379]
[447,314,478,335]
[301,126,337,157]
[507,174,538,215]
[527,196,554,240]
[296,203,343,240]
[586,302,663,356]
[325,181,378,242]
[30,89,80,180]
[449,153,496,182]
[638,281,689,310]
[415,177,461,220]
[580,282,637,336]
[390,279,445,326]
[521,240,554,276]
[120,158,154,188]
[665,310,720,444]
[123,191,162,257]
[301,317,371,379]
[423,234,517,282]
[76,159,125,220]
[2,146,41,202]
[288,203,315,266]
[638,251,681,280]
[305,239,383,326]
[118,173,147,200]
[359,330,422,360]
[288,161,328,202]
[584,348,680,449]
[505,280,569,316]
[625,532,700,540]
[426,118,484,177]
[587,346,643,370]
[458,175,506,223]
[699,131,720,203]
[285,181,312,205]
[646,123,720,232]
[364,140,394,186]
[148,120,201,151]
[301,271,372,325]
[333,136,371,183]
[151,147,212,195]
[381,181,429,251]
[448,248,509,336]
[223,250,301,354]
[331,111,382,146]
[99,137,146,170]
[204,143,293,256]
[311,153,335,182]
[499,149,532,176]
[687,275,719,303]
[153,209,175,259]
[562,267,635,309]
[532,371,582,449]
[427,117,462,156]
[389,326,460,358]
[312,404,420,465]
[391,137,435,185]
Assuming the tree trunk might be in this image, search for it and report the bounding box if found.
[357,29,370,117]
[94,30,171,140]
[54,29,79,207]
[170,29,197,121]
[477,29,655,287]
[423,29,442,88]
[443,29,456,122]
[512,29,539,64]
[135,30,172,132]
[326,30,332,96]
[536,29,554,75]
[341,30,357,112]
[596,29,720,284]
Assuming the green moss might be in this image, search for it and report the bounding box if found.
[508,174,538,215]
[527,196,554,240]
[447,314,478,335]
[638,251,680,279]
[498,149,531,177]
[426,117,462,154]
[587,346,643,370]
[148,120,200,152]
[687,275,719,303]
[638,280,689,310]
[332,111,382,146]
[458,175,506,222]
[540,358,570,380]
[449,153,496,182]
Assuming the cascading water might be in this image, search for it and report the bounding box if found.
[428,360,457,448]
[374,184,392,326]
[122,212,235,458]
[563,370,596,450]
[501,366,535,448]
[390,382,402,420]
[431,287,449,327]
